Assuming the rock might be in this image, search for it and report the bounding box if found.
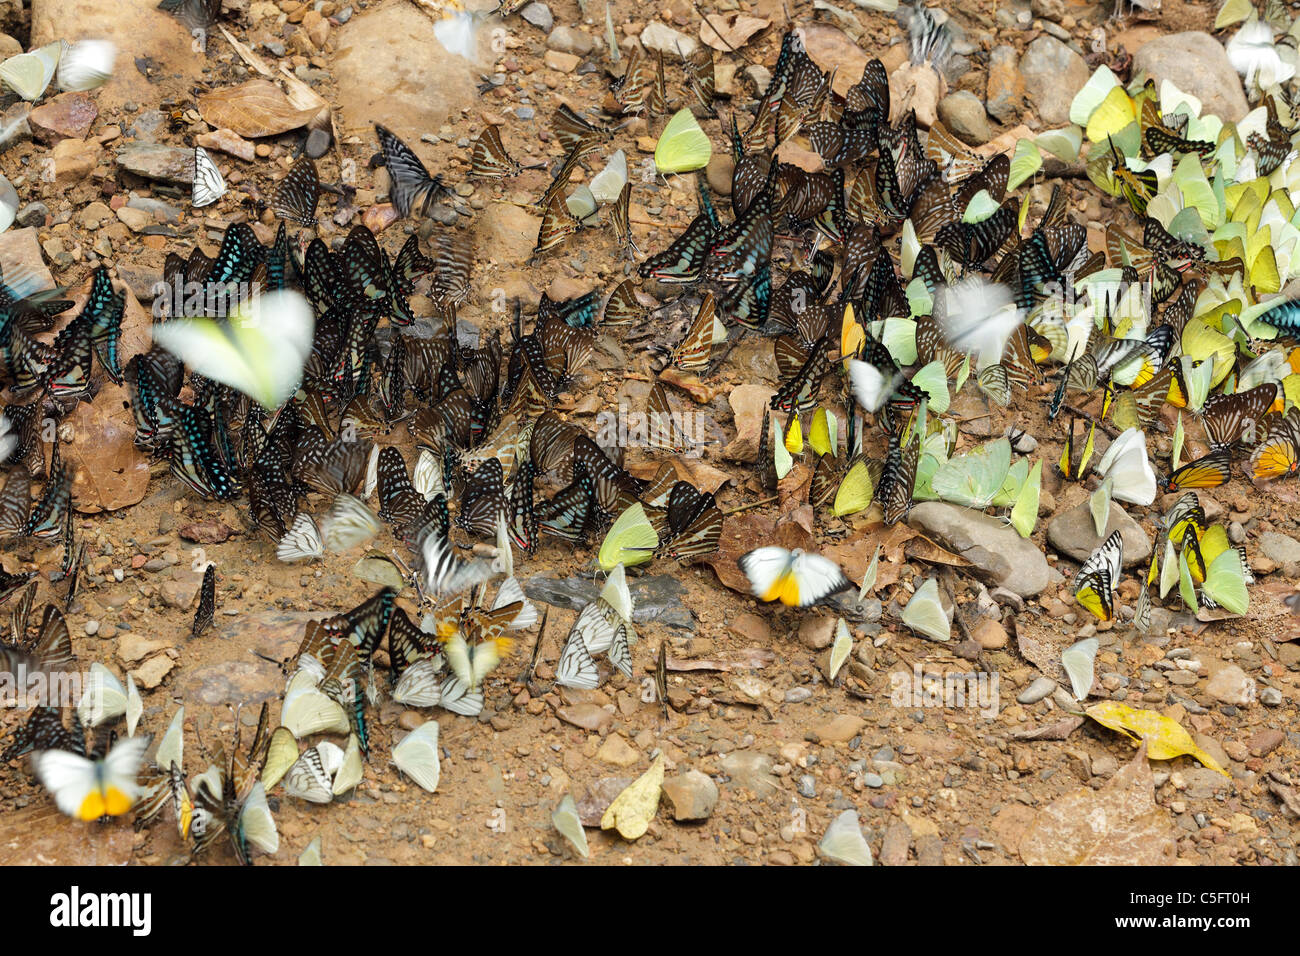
[801,24,867,97]
[1046,500,1151,569]
[1018,676,1058,704]
[661,770,719,821]
[718,751,779,797]
[65,382,151,512]
[334,2,479,144]
[130,655,176,690]
[557,703,614,732]
[812,713,865,743]
[1019,35,1089,126]
[473,200,542,267]
[0,33,19,59]
[196,128,256,162]
[796,616,835,650]
[936,91,990,145]
[1246,728,1284,757]
[16,203,48,228]
[1131,32,1249,123]
[640,22,696,58]
[985,45,1023,125]
[1206,664,1256,706]
[1260,532,1300,565]
[117,633,172,665]
[889,61,943,128]
[723,383,777,461]
[706,153,734,197]
[52,138,101,185]
[596,734,640,767]
[0,228,55,294]
[543,50,580,73]
[160,568,206,610]
[880,820,911,865]
[907,501,1061,598]
[78,201,112,229]
[28,92,98,143]
[179,659,282,706]
[522,2,553,32]
[116,142,193,184]
[126,195,181,224]
[116,207,152,233]
[973,618,1008,649]
[1031,0,1065,20]
[548,25,595,56]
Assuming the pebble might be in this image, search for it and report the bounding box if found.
[784,687,812,703]
[797,774,817,798]
[1017,676,1058,704]
[305,128,332,159]
[84,620,100,636]
[546,26,594,56]
[1261,687,1283,707]
[1018,35,1088,126]
[660,770,718,821]
[936,91,990,146]
[522,2,553,31]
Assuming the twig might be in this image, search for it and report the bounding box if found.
[724,495,778,516]
[1063,403,1120,438]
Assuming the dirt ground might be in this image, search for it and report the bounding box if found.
[0,0,1298,866]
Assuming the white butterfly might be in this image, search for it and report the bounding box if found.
[34,735,150,821]
[277,513,324,563]
[555,629,599,689]
[392,721,441,793]
[738,546,853,607]
[283,747,335,804]
[392,656,445,707]
[281,669,350,738]
[321,493,381,553]
[149,288,315,410]
[191,146,228,208]
[442,633,506,690]
[607,622,633,679]
[413,448,444,500]
[493,576,537,630]
[56,38,115,92]
[76,662,128,728]
[437,676,484,716]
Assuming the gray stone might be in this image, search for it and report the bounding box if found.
[936,90,990,146]
[126,194,182,224]
[521,2,552,32]
[1206,664,1256,706]
[640,21,696,58]
[0,227,55,294]
[1047,499,1151,569]
[661,770,719,821]
[1131,32,1249,123]
[1260,532,1300,565]
[15,203,48,228]
[116,142,193,184]
[523,574,695,630]
[1017,676,1058,704]
[906,501,1062,598]
[305,127,332,159]
[1019,35,1089,126]
[547,25,595,56]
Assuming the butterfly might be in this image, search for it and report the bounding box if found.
[392,721,441,792]
[532,191,582,258]
[1250,407,1300,480]
[470,124,528,178]
[1074,529,1123,622]
[375,123,451,218]
[555,625,600,689]
[270,155,320,225]
[157,0,222,46]
[1201,384,1277,450]
[192,146,227,207]
[418,522,496,599]
[739,547,852,607]
[192,563,216,638]
[34,734,150,821]
[1162,447,1232,492]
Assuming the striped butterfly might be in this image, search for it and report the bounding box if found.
[192,146,226,208]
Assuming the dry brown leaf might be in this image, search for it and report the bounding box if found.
[700,13,770,52]
[66,383,151,513]
[658,366,725,403]
[1019,743,1177,865]
[198,80,320,138]
[904,534,972,568]
[219,25,275,77]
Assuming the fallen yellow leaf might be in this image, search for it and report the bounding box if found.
[600,754,665,840]
[1085,701,1230,777]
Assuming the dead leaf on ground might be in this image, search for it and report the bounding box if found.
[700,13,770,51]
[1019,743,1177,865]
[199,80,320,138]
[659,366,725,403]
[905,534,972,568]
[66,383,151,513]
[179,520,236,544]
